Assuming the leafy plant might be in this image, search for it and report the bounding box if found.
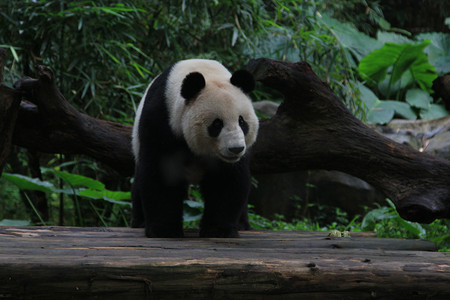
[355,29,450,124]
[361,199,450,251]
[358,40,448,123]
[1,170,131,226]
[359,41,437,96]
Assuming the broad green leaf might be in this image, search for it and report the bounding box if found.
[2,173,53,193]
[377,31,412,44]
[405,89,432,109]
[416,32,450,75]
[356,82,379,110]
[368,100,416,124]
[379,100,417,120]
[367,104,394,124]
[377,72,414,98]
[361,206,394,230]
[396,218,426,238]
[359,41,437,93]
[183,200,203,222]
[420,104,449,120]
[78,189,131,206]
[184,200,204,209]
[0,219,30,226]
[183,213,202,222]
[46,169,105,190]
[318,14,382,62]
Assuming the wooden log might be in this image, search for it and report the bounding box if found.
[0,226,448,299]
[0,49,21,173]
[247,59,450,224]
[12,66,134,176]
[4,60,450,223]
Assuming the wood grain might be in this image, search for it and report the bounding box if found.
[0,226,448,299]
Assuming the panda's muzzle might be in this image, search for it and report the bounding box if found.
[228,146,245,155]
[217,128,246,163]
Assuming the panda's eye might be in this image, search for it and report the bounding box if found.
[239,115,249,135]
[208,118,223,138]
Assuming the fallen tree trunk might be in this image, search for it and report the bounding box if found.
[247,59,450,223]
[2,59,450,223]
[12,65,135,176]
[0,49,21,174]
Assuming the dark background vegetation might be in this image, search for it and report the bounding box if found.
[1,0,449,249]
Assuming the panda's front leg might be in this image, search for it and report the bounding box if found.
[199,158,251,238]
[133,157,187,238]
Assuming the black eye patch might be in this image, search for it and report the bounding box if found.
[208,118,223,138]
[239,115,249,135]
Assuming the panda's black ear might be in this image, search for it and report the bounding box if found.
[230,70,255,94]
[181,72,205,103]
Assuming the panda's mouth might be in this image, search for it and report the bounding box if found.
[218,154,241,163]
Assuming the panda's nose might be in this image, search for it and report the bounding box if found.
[228,147,245,155]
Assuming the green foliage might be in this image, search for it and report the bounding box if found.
[3,171,131,205]
[0,219,30,226]
[361,199,450,251]
[359,41,437,96]
[354,28,450,124]
[321,15,450,124]
[416,32,450,75]
[0,1,448,248]
[1,170,131,226]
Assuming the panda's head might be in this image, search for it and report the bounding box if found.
[177,68,258,164]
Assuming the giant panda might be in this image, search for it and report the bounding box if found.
[131,59,259,238]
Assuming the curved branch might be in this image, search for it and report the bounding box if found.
[3,60,450,223]
[12,66,134,176]
[248,58,450,223]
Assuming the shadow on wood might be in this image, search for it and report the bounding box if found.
[1,58,450,223]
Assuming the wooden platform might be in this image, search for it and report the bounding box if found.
[0,226,449,299]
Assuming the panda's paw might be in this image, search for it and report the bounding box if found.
[145,224,184,238]
[199,226,239,238]
[237,220,252,231]
[131,219,145,228]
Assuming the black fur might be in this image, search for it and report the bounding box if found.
[207,118,224,138]
[132,64,251,238]
[230,70,255,94]
[239,115,249,135]
[181,72,205,103]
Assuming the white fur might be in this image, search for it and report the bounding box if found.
[167,59,258,162]
[165,59,232,136]
[132,76,158,160]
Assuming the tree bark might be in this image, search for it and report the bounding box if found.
[0,49,21,174]
[12,65,134,176]
[2,59,450,223]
